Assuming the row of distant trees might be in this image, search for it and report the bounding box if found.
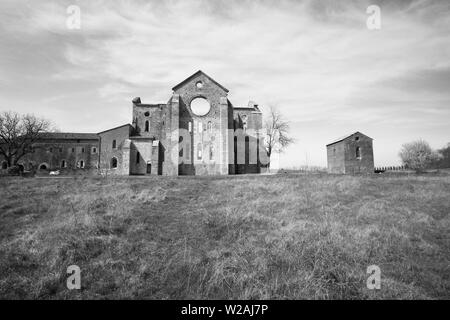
[399,140,450,172]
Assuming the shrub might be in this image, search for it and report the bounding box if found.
[399,139,441,173]
[7,165,23,176]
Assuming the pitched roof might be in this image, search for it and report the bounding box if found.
[37,132,99,140]
[326,131,372,146]
[172,70,229,92]
[97,124,133,135]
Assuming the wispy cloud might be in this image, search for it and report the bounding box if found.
[0,0,449,166]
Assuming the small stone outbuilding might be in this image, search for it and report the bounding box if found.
[326,131,374,174]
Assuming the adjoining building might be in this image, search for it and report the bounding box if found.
[1,71,266,176]
[326,131,374,174]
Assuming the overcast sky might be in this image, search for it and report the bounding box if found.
[0,0,449,167]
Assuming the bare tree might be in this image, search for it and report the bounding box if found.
[264,106,294,169]
[0,111,52,167]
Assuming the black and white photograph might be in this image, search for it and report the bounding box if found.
[0,0,449,309]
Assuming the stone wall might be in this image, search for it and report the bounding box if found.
[344,134,374,174]
[327,133,374,174]
[327,141,346,174]
[129,138,153,175]
[173,72,230,176]
[9,138,99,172]
[98,124,133,175]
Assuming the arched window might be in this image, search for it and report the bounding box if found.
[112,140,117,149]
[188,121,192,133]
[356,147,361,159]
[39,163,48,170]
[111,157,118,169]
[76,160,85,168]
[1,161,7,170]
[197,143,202,160]
[207,121,212,133]
[242,115,248,132]
[136,151,140,164]
[198,122,203,132]
[145,120,149,132]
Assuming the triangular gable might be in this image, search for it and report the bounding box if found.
[326,131,373,146]
[172,70,229,93]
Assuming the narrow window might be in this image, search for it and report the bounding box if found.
[197,143,202,160]
[198,122,203,132]
[207,121,212,133]
[136,151,140,164]
[145,120,149,132]
[112,140,117,149]
[80,160,85,168]
[72,148,75,153]
[188,121,192,133]
[81,147,85,153]
[111,157,118,169]
[356,147,361,159]
[61,160,67,168]
[209,145,214,160]
[92,147,97,154]
[193,120,197,133]
[49,148,53,153]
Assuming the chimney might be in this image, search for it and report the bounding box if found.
[248,100,258,109]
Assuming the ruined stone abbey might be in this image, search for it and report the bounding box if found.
[2,71,266,176]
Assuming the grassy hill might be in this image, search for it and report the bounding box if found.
[0,173,449,299]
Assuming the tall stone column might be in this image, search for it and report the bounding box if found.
[163,94,180,176]
[121,139,131,175]
[218,97,229,175]
[151,140,160,175]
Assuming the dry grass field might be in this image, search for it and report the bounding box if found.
[0,173,449,299]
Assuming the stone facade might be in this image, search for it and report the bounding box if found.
[1,71,265,176]
[326,132,374,174]
[1,133,99,174]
